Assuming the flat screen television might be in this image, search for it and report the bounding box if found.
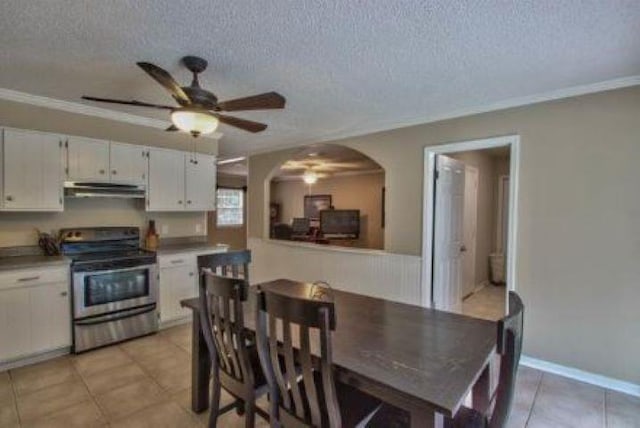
[319,210,360,238]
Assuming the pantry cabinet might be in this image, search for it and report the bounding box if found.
[1,128,64,211]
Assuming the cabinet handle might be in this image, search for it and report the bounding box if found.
[6,195,13,202]
[189,272,195,277]
[99,169,105,174]
[171,259,185,264]
[187,200,192,204]
[178,200,183,204]
[112,170,117,175]
[60,291,68,297]
[18,276,40,282]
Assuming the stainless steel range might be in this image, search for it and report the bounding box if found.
[60,227,158,353]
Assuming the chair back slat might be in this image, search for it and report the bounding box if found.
[282,318,305,419]
[256,287,340,427]
[489,291,524,428]
[299,325,322,427]
[268,315,291,408]
[199,272,252,385]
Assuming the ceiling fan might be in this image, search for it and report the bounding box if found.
[82,56,285,137]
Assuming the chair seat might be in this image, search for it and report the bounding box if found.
[366,403,486,428]
[283,371,381,427]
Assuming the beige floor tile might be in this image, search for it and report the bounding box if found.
[10,357,78,397]
[143,349,192,377]
[120,334,174,358]
[21,399,106,428]
[95,378,168,421]
[16,379,91,422]
[0,371,14,404]
[151,364,192,393]
[0,399,20,428]
[530,373,605,428]
[82,362,149,396]
[110,401,200,428]
[160,324,193,351]
[72,345,133,376]
[462,285,506,321]
[606,390,640,428]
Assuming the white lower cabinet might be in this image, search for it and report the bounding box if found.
[0,266,71,363]
[159,260,197,323]
[158,248,227,324]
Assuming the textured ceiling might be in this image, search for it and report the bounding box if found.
[1,1,639,156]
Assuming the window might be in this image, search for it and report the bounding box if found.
[216,188,244,226]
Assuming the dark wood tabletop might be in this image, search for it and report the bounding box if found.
[181,279,497,427]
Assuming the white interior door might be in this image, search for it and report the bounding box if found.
[462,166,478,298]
[432,154,465,312]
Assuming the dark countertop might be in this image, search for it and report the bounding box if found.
[0,255,71,271]
[155,242,229,256]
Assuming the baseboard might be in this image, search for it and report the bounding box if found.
[159,316,192,330]
[521,355,640,398]
[0,347,70,372]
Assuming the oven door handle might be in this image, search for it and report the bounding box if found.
[75,304,156,326]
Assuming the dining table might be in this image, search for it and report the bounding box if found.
[180,279,497,428]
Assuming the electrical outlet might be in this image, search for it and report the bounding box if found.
[195,224,202,234]
[161,224,169,235]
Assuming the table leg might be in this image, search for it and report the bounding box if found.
[191,311,212,413]
[472,363,491,413]
[410,407,439,428]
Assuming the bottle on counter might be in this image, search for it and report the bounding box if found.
[145,220,159,251]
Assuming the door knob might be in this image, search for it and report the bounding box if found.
[60,291,68,297]
[460,245,467,253]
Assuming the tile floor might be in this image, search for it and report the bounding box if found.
[0,323,638,427]
[463,283,508,321]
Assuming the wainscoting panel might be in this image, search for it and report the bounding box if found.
[248,238,423,305]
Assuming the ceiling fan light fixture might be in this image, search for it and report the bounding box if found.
[303,170,318,184]
[171,108,219,137]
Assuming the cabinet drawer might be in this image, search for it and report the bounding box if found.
[158,254,197,269]
[0,267,69,290]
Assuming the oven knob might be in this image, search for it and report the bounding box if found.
[74,231,82,238]
[66,232,73,238]
[129,228,137,236]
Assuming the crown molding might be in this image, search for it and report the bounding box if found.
[0,88,223,140]
[243,75,640,157]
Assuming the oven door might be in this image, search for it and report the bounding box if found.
[73,263,158,319]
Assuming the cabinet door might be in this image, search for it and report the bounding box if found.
[3,129,64,211]
[110,142,148,184]
[147,149,185,211]
[0,287,31,361]
[159,263,197,322]
[185,154,217,211]
[66,136,109,181]
[30,282,71,353]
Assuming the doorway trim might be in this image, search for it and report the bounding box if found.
[421,135,520,308]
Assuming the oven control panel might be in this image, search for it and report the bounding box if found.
[60,227,139,242]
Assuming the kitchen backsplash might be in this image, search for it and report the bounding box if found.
[0,198,207,247]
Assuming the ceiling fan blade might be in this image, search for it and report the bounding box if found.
[216,92,285,112]
[215,114,268,133]
[165,124,179,131]
[137,62,191,105]
[81,96,175,110]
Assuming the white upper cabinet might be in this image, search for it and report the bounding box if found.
[2,128,64,211]
[109,142,148,185]
[185,154,216,211]
[66,136,110,182]
[147,148,185,211]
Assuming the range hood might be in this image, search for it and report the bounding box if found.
[64,182,145,199]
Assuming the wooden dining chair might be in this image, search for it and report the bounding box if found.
[368,291,524,428]
[255,286,381,428]
[198,270,270,427]
[197,249,251,281]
